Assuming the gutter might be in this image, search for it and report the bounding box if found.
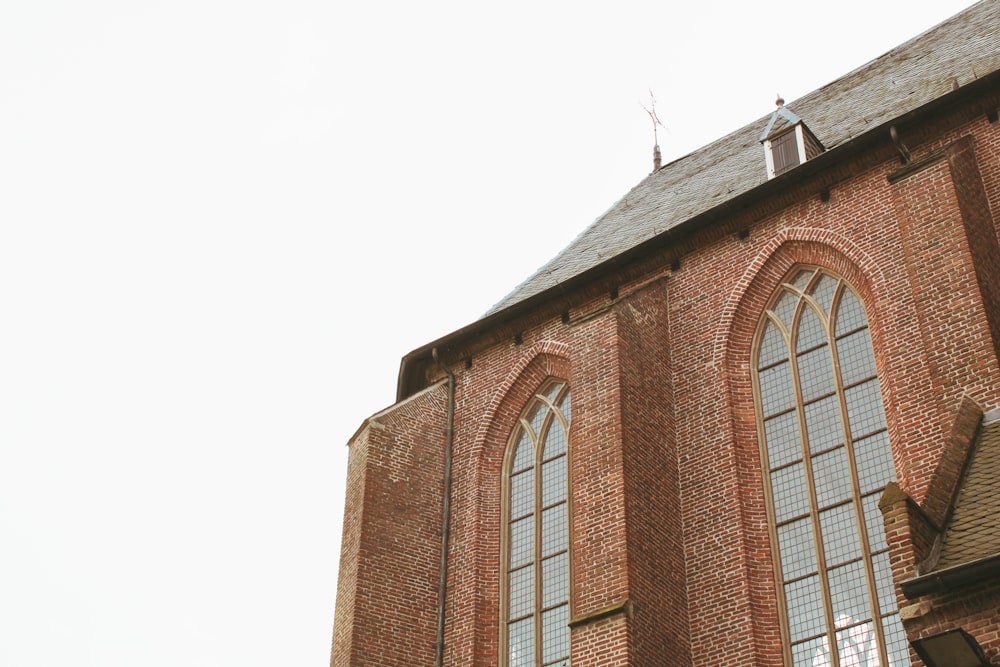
[901,552,1000,599]
[397,68,1000,401]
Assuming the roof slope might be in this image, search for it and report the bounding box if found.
[487,0,1000,315]
[933,417,1000,571]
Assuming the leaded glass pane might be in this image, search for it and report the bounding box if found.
[835,621,880,667]
[504,384,571,667]
[813,446,852,508]
[778,517,818,580]
[541,605,570,665]
[790,269,814,292]
[772,463,810,522]
[797,344,836,403]
[810,275,838,315]
[845,379,886,439]
[541,503,568,556]
[510,469,535,519]
[760,360,796,416]
[508,616,534,667]
[541,455,567,506]
[756,272,896,667]
[786,575,825,641]
[773,290,799,329]
[835,288,867,336]
[836,328,878,387]
[759,319,789,368]
[829,559,872,622]
[765,409,804,469]
[509,565,534,619]
[529,402,548,438]
[541,552,569,607]
[862,493,888,551]
[882,614,909,667]
[544,419,567,458]
[803,394,845,454]
[558,392,570,422]
[791,637,826,667]
[872,551,897,614]
[819,503,863,566]
[512,432,533,473]
[796,305,828,353]
[855,431,895,494]
[510,516,534,569]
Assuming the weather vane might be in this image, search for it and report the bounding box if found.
[641,89,667,170]
[641,89,666,147]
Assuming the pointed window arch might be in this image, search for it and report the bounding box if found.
[502,380,572,667]
[752,268,907,667]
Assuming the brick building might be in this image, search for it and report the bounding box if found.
[330,2,1000,665]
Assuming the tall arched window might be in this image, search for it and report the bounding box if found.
[753,268,907,667]
[502,381,572,667]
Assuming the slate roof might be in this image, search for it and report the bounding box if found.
[486,0,1000,316]
[932,416,1000,571]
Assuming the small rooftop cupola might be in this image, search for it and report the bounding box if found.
[760,95,824,179]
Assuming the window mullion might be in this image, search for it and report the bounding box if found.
[790,295,841,667]
[828,283,890,666]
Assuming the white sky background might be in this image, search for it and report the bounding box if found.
[0,1,979,665]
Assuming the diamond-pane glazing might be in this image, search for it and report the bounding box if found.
[760,360,797,416]
[558,392,570,423]
[765,409,804,469]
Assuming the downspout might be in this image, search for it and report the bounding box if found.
[433,348,455,667]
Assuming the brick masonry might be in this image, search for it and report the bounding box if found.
[330,72,1000,667]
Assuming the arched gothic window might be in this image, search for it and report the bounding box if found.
[753,268,907,667]
[502,381,572,667]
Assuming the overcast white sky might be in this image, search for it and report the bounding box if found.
[0,1,979,665]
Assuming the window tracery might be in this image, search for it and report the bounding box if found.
[753,268,907,667]
[502,381,572,667]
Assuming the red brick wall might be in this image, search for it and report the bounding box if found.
[331,98,1000,666]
